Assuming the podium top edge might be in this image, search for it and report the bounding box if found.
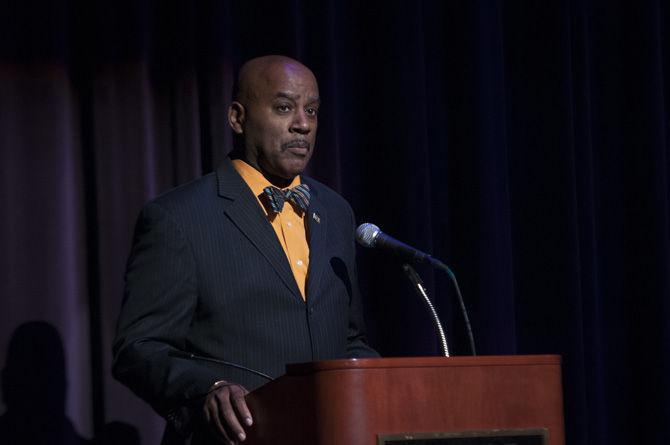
[286,354,561,374]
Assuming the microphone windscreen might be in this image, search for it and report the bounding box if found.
[356,223,381,247]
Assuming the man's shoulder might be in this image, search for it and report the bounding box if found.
[302,175,352,211]
[148,172,218,212]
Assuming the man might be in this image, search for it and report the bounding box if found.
[112,55,378,445]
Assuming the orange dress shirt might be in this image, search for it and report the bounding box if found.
[232,159,310,300]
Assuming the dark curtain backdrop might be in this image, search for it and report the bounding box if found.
[2,0,669,444]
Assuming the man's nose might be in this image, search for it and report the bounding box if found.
[290,110,311,134]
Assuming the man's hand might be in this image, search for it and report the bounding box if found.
[203,381,253,444]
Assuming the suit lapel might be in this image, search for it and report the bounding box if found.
[216,160,303,301]
[304,178,328,302]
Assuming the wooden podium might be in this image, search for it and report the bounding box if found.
[244,355,564,445]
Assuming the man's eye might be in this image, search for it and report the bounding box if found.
[306,108,318,116]
[277,105,291,112]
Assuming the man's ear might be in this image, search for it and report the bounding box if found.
[228,101,246,134]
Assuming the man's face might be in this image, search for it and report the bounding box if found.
[236,61,320,182]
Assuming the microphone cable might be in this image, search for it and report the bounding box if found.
[168,350,274,381]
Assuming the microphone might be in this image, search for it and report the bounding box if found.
[168,350,274,382]
[356,222,477,355]
[356,223,445,268]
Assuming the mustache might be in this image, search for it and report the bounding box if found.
[281,139,310,150]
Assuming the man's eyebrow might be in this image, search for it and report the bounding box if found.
[276,91,298,100]
[275,91,321,104]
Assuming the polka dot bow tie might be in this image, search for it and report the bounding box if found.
[262,184,311,214]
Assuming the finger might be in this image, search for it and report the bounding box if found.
[230,386,253,427]
[204,394,234,443]
[215,389,247,442]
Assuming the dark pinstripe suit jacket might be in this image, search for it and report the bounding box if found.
[112,158,377,441]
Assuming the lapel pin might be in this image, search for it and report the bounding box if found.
[312,212,321,223]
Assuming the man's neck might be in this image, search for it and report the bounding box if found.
[260,171,294,189]
[230,151,297,188]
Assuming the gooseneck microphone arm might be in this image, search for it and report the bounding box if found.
[436,261,477,356]
[356,223,477,356]
[402,264,450,357]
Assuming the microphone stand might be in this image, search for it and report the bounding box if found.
[402,264,450,357]
[429,259,477,356]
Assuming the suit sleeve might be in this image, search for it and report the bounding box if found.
[112,202,220,423]
[344,203,380,358]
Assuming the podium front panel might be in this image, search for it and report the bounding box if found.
[245,355,564,445]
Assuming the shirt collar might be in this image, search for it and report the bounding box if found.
[231,158,301,205]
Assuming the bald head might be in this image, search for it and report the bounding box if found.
[235,55,317,104]
[228,55,320,186]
